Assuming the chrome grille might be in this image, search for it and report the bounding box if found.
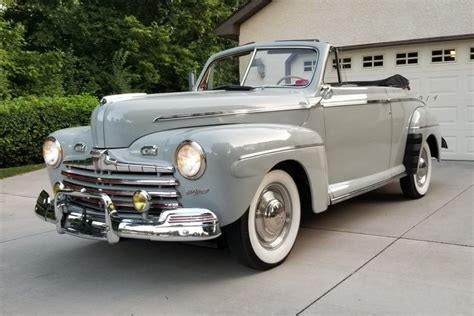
[61,161,180,216]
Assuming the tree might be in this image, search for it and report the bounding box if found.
[1,0,247,98]
[0,18,24,99]
[0,17,66,98]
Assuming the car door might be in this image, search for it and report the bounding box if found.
[322,86,392,192]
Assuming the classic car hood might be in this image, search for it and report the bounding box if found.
[91,90,311,148]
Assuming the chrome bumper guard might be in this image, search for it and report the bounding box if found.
[34,189,221,243]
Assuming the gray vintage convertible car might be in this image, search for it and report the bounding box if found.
[35,40,446,270]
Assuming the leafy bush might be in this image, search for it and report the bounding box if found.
[0,95,98,167]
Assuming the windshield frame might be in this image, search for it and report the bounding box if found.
[196,45,320,91]
[240,48,257,85]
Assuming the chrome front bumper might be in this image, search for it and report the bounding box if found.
[34,189,221,243]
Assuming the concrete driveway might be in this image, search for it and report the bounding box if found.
[0,161,472,315]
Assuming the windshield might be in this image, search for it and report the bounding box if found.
[197,48,318,90]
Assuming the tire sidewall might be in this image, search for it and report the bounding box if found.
[414,142,432,195]
[247,170,301,265]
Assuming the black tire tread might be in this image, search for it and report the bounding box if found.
[400,142,431,199]
[400,175,423,199]
[224,211,280,271]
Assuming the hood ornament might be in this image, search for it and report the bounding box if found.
[90,149,117,171]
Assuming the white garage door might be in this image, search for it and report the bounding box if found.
[333,39,474,160]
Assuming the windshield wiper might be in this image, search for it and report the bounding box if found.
[212,85,255,91]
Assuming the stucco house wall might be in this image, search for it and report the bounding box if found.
[238,0,473,46]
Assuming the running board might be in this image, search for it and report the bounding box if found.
[329,168,406,205]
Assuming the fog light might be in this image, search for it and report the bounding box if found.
[132,190,151,213]
[53,182,65,194]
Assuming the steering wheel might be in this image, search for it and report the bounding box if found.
[276,76,306,85]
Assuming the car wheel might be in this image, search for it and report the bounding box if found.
[225,170,301,270]
[400,141,432,199]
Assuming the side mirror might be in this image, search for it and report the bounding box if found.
[320,84,333,99]
[188,71,196,91]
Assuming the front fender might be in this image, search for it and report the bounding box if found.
[164,124,328,226]
[47,126,93,186]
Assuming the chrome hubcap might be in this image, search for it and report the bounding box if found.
[416,147,429,187]
[255,183,292,249]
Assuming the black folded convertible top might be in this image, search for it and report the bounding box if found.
[333,74,410,89]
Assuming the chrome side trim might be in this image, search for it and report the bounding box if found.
[239,143,323,160]
[323,98,390,107]
[322,97,420,108]
[409,124,439,131]
[329,171,406,204]
[390,97,423,103]
[153,104,312,122]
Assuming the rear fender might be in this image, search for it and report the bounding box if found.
[407,107,443,165]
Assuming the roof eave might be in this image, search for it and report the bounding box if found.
[338,33,474,51]
[215,0,272,41]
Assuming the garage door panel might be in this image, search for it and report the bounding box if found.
[429,107,457,124]
[409,78,421,95]
[440,126,474,160]
[441,136,457,153]
[428,76,458,94]
[467,106,474,124]
[467,137,474,155]
[424,95,461,108]
[468,76,474,92]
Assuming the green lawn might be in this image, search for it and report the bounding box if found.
[0,164,45,179]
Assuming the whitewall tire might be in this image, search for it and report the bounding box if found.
[400,142,432,199]
[225,170,301,270]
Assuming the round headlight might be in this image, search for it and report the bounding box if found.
[42,137,62,168]
[176,141,206,179]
